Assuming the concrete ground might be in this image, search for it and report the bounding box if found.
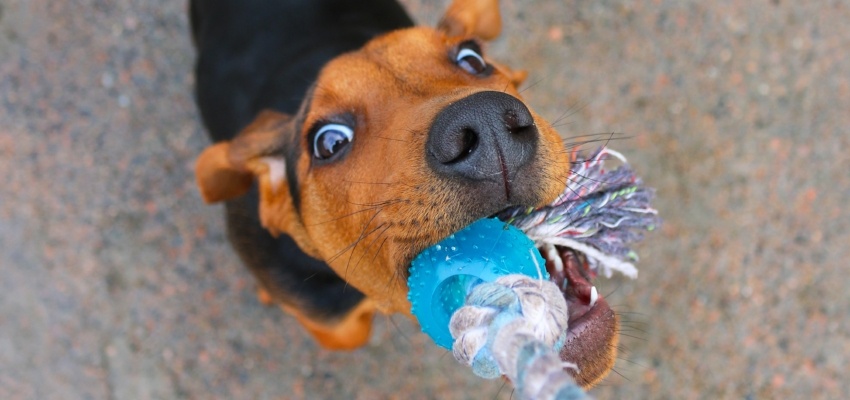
[1,0,848,398]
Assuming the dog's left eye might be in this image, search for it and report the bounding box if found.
[455,41,488,75]
[313,123,354,160]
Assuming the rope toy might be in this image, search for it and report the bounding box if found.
[408,147,659,399]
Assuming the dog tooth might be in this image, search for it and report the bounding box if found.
[589,286,598,307]
[545,244,564,273]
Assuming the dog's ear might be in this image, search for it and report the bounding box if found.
[195,141,255,203]
[195,110,318,256]
[195,110,291,203]
[439,0,502,40]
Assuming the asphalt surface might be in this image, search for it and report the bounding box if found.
[1,0,848,399]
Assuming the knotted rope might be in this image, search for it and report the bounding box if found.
[450,275,588,400]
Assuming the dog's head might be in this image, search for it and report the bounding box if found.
[196,0,616,388]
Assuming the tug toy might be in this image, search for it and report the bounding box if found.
[408,147,659,400]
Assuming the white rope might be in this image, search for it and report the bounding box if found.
[531,236,639,279]
[449,275,590,400]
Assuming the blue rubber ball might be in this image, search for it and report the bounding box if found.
[407,218,548,348]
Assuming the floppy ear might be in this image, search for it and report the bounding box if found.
[195,110,319,256]
[195,142,255,203]
[195,110,291,203]
[438,0,502,40]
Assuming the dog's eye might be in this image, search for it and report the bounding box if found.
[455,41,487,75]
[313,123,354,160]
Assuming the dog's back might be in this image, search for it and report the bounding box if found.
[191,0,413,141]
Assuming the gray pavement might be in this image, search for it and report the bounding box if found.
[1,0,848,398]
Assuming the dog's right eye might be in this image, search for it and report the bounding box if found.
[455,41,488,75]
[312,123,354,160]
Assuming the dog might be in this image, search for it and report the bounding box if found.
[191,0,618,388]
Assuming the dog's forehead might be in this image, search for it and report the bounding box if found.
[361,26,450,65]
[310,27,473,106]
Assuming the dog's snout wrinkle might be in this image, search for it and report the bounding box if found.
[494,144,512,201]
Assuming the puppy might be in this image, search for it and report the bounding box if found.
[192,0,617,388]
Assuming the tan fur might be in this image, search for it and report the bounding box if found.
[195,142,253,203]
[195,0,616,388]
[280,300,377,350]
[256,286,274,306]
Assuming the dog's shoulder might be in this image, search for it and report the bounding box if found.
[224,191,366,320]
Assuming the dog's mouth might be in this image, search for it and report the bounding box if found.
[403,233,617,388]
[539,243,618,388]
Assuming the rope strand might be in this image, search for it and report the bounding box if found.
[449,275,589,400]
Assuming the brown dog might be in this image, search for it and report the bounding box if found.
[193,0,617,388]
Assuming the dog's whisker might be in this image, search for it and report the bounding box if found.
[617,326,648,335]
[615,355,647,369]
[611,309,649,318]
[551,120,578,129]
[518,74,548,94]
[565,170,615,187]
[385,261,404,300]
[343,179,415,189]
[344,198,405,208]
[493,379,509,400]
[561,133,629,148]
[564,131,629,140]
[560,140,631,153]
[306,204,386,226]
[616,332,646,342]
[549,101,588,127]
[616,316,649,324]
[401,128,425,137]
[558,139,628,155]
[374,135,411,143]
[386,314,412,346]
[608,366,631,382]
[614,343,630,354]
[616,318,648,331]
[603,282,625,299]
[342,209,385,280]
[327,214,385,266]
[609,307,646,313]
[370,235,390,266]
[551,175,588,200]
[618,324,648,333]
[351,223,392,274]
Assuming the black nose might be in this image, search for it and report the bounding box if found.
[426,91,538,200]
